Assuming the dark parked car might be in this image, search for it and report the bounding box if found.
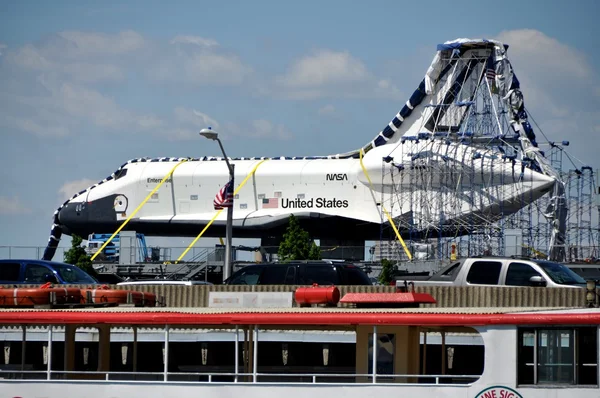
[0,259,98,285]
[225,261,372,286]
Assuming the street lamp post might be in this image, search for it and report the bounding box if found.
[200,127,235,282]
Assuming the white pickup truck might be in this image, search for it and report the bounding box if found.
[396,256,587,288]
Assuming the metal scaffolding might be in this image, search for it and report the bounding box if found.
[373,48,598,264]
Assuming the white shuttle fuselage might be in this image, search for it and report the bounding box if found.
[55,139,554,242]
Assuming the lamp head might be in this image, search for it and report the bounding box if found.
[199,127,218,141]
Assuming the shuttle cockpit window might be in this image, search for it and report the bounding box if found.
[114,168,128,180]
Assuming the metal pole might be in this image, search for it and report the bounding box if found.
[21,325,26,372]
[235,326,239,382]
[216,137,235,283]
[252,325,258,383]
[372,326,377,383]
[133,326,138,372]
[47,326,52,380]
[441,331,446,376]
[164,326,169,382]
[223,164,235,282]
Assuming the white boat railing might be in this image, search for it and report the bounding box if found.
[0,369,480,385]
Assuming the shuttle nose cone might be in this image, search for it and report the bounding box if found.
[58,195,119,237]
[58,201,90,225]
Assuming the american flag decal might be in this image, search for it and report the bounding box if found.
[214,179,234,210]
[485,55,496,82]
[262,198,278,209]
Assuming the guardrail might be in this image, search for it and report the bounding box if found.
[0,369,480,385]
[3,244,599,264]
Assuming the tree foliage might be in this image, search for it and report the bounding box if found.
[278,215,322,261]
[378,258,396,285]
[64,234,97,277]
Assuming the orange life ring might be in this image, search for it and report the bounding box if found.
[139,291,157,307]
[0,285,83,306]
[47,287,82,304]
[80,286,130,304]
[0,288,50,306]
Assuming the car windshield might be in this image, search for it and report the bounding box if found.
[52,263,97,284]
[535,260,586,285]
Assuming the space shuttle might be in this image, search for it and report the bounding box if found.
[43,38,562,261]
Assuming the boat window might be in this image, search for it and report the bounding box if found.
[466,261,501,285]
[506,262,542,286]
[368,333,395,376]
[259,266,288,284]
[0,262,21,282]
[518,327,598,386]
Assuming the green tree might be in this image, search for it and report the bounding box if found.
[309,241,322,260]
[378,258,396,285]
[278,215,322,261]
[64,234,97,277]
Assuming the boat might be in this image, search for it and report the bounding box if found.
[0,292,598,397]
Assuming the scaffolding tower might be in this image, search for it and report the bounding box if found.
[375,47,598,264]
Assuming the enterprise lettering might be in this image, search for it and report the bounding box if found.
[147,178,172,184]
[281,198,349,209]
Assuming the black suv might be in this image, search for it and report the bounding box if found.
[225,261,372,286]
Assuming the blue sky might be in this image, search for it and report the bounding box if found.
[0,0,599,258]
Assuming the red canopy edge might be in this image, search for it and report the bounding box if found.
[340,292,437,304]
[0,311,599,326]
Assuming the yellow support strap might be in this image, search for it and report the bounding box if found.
[176,159,269,262]
[359,149,412,260]
[91,159,190,261]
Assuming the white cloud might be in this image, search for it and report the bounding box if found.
[9,44,53,70]
[184,53,250,85]
[63,63,125,82]
[57,30,145,57]
[276,49,402,100]
[278,50,368,88]
[224,120,293,141]
[496,29,591,79]
[1,77,163,137]
[0,196,31,215]
[1,115,69,137]
[492,30,599,169]
[318,104,336,115]
[171,35,218,47]
[192,110,220,129]
[167,118,293,142]
[174,107,220,128]
[148,36,251,86]
[6,38,127,83]
[165,108,220,140]
[58,179,98,200]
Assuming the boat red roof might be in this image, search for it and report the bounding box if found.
[0,307,599,326]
